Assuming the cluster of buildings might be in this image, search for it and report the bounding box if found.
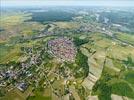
[0,46,43,92]
[48,37,77,62]
[0,67,28,92]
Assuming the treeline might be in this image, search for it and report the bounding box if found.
[73,37,89,47]
[75,49,89,78]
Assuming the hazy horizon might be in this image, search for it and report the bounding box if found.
[1,0,134,7]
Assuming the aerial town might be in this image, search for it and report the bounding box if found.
[0,4,134,100]
[48,37,77,62]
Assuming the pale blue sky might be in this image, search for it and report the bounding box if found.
[1,0,134,7]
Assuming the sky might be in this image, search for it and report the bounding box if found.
[1,0,134,7]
